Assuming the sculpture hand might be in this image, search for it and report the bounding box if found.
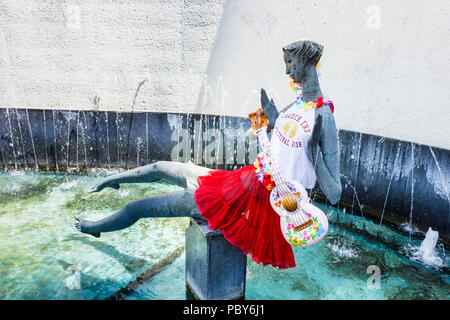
[260,88,279,129]
[308,114,322,165]
[89,181,120,193]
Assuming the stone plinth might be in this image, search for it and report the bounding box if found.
[185,217,247,300]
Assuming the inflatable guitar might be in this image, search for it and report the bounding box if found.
[249,108,329,247]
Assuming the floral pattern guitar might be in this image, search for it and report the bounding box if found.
[249,108,329,247]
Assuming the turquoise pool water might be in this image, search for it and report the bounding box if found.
[0,171,448,300]
[126,221,449,300]
[0,170,187,299]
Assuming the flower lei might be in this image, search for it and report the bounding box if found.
[289,72,334,114]
[253,154,275,191]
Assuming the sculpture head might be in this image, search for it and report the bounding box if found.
[283,40,323,84]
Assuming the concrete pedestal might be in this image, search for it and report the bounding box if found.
[185,217,247,300]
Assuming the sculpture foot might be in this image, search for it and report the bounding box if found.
[74,216,101,238]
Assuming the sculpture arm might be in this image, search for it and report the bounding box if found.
[246,88,280,141]
[310,112,342,205]
[260,89,279,132]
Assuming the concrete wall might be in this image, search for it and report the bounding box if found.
[0,0,225,113]
[1,0,449,150]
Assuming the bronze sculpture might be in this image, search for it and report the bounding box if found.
[75,40,342,239]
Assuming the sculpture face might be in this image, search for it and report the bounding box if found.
[283,51,308,84]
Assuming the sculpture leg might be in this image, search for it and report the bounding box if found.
[90,161,210,192]
[75,189,199,237]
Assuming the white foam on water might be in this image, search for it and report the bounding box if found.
[86,167,124,176]
[327,240,358,259]
[6,183,21,192]
[400,223,421,235]
[119,189,130,197]
[9,170,26,177]
[60,180,80,190]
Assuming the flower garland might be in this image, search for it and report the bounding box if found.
[289,61,334,113]
[289,80,334,113]
[253,154,275,191]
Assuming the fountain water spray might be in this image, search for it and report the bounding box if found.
[52,110,59,172]
[379,142,401,227]
[409,227,445,268]
[408,143,415,243]
[15,108,28,169]
[428,146,450,218]
[351,133,363,216]
[43,111,49,171]
[6,108,18,170]
[105,107,111,169]
[25,109,38,170]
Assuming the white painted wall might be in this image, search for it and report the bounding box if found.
[0,0,226,113]
[1,0,449,149]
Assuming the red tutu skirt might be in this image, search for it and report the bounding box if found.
[194,165,296,269]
